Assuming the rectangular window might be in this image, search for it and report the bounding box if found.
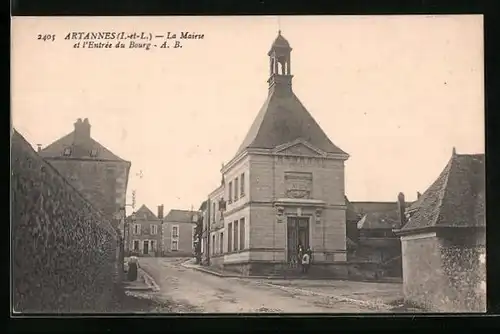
[171,239,178,251]
[233,220,239,251]
[133,240,139,251]
[212,202,216,223]
[143,240,149,255]
[134,224,141,235]
[151,224,158,235]
[220,232,224,254]
[63,147,72,156]
[240,218,245,250]
[228,182,233,203]
[212,234,216,255]
[151,240,156,252]
[234,177,239,201]
[240,173,245,196]
[228,223,233,252]
[172,225,179,238]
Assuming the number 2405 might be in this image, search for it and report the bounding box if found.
[37,34,55,41]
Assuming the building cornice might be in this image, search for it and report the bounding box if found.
[273,198,327,208]
[393,225,485,237]
[222,145,348,175]
[208,184,224,198]
[221,150,249,174]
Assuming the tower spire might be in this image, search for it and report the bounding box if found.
[267,30,293,94]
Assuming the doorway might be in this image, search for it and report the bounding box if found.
[287,216,310,263]
[143,240,149,255]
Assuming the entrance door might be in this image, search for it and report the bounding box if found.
[287,217,310,263]
[143,240,149,255]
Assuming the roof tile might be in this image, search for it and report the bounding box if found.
[164,209,196,223]
[401,153,485,232]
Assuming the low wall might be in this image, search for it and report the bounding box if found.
[402,233,486,312]
[11,130,119,313]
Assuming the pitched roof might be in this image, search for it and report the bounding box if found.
[357,211,401,230]
[164,209,196,223]
[39,120,127,162]
[401,153,485,232]
[345,196,361,222]
[270,31,290,49]
[235,33,347,157]
[351,201,400,214]
[236,88,347,156]
[128,205,159,221]
[198,200,208,211]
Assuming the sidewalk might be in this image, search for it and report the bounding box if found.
[181,259,417,312]
[122,268,160,292]
[181,259,401,282]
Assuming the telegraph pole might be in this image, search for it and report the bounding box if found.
[206,200,211,266]
[122,169,143,255]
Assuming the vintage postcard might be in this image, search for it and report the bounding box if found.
[11,15,485,314]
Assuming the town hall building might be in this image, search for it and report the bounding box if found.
[203,32,350,277]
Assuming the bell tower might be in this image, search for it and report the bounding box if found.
[267,31,293,94]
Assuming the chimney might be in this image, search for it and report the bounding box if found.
[157,205,164,220]
[417,191,422,199]
[397,192,407,227]
[73,118,91,146]
[37,144,42,153]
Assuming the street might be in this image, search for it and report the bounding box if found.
[134,257,401,313]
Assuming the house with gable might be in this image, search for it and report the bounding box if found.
[38,118,131,228]
[125,204,162,256]
[345,195,415,280]
[394,149,486,312]
[204,31,350,277]
[163,209,198,257]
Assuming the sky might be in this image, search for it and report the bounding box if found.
[11,15,484,215]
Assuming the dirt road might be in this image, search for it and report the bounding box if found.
[136,257,389,313]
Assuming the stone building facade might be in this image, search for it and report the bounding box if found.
[204,32,350,277]
[125,205,162,257]
[395,150,486,312]
[39,118,131,228]
[203,184,225,266]
[162,209,197,257]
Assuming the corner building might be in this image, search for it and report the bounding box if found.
[219,32,349,276]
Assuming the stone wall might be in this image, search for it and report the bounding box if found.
[45,158,130,226]
[401,231,486,312]
[439,241,486,312]
[11,130,119,313]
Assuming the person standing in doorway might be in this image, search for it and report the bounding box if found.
[297,245,303,269]
[301,251,311,274]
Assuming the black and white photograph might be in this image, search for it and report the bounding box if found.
[11,15,485,314]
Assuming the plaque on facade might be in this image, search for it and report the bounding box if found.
[285,172,313,199]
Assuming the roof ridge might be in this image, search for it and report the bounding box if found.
[433,155,455,227]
